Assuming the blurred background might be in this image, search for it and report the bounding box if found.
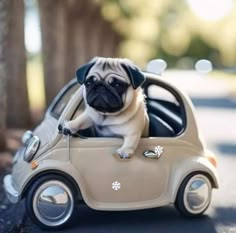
[0,0,236,150]
[0,0,236,232]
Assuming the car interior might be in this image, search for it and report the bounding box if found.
[145,83,185,137]
[51,77,186,138]
[74,80,186,138]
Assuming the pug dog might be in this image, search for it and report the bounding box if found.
[59,57,149,158]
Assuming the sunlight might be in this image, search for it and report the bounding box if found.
[27,59,45,111]
[187,0,233,21]
[24,6,41,54]
[24,1,45,111]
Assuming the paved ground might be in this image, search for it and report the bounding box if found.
[1,71,236,233]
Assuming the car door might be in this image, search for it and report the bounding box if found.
[69,136,174,210]
[68,79,186,210]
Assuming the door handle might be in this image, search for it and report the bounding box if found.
[143,146,164,159]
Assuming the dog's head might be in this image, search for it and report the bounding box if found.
[76,57,145,114]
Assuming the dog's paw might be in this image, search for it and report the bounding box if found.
[119,151,130,159]
[113,152,130,159]
[63,127,72,136]
[58,123,64,133]
[115,149,132,159]
[58,122,73,136]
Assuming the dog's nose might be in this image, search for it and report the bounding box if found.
[92,99,108,110]
[96,85,106,91]
[97,85,106,90]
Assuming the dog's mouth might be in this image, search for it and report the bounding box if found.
[86,84,124,113]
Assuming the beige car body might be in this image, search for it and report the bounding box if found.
[5,73,219,211]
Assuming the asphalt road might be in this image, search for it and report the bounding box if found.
[1,72,236,233]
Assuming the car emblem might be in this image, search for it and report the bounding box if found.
[112,181,121,191]
[154,146,164,157]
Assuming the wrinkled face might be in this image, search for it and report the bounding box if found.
[84,63,132,114]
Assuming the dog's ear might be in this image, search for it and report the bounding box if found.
[76,61,96,84]
[121,64,145,89]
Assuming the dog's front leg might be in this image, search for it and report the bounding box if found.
[116,134,141,159]
[60,112,93,135]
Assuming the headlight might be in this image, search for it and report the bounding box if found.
[24,136,40,162]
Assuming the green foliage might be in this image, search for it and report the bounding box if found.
[98,0,236,68]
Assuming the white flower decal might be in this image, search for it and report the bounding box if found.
[154,146,164,157]
[112,181,121,191]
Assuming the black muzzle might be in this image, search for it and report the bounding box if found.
[86,82,124,113]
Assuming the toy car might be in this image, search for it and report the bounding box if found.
[4,72,219,230]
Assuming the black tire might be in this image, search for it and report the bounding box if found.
[174,172,212,217]
[25,174,77,230]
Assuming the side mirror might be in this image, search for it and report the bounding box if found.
[146,59,167,75]
[22,130,33,145]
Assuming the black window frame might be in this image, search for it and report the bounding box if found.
[47,79,79,119]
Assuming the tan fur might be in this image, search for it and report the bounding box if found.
[65,58,149,158]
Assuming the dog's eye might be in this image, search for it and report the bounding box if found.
[108,77,121,86]
[108,77,115,84]
[85,80,91,86]
[92,76,97,82]
[85,76,97,87]
[109,78,127,91]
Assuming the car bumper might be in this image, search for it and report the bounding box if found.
[3,174,20,204]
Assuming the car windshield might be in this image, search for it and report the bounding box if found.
[50,81,79,119]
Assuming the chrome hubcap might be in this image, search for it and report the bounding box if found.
[33,180,74,227]
[183,175,212,214]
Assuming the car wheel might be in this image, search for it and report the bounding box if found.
[25,175,76,230]
[175,173,212,217]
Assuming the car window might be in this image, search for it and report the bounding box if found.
[70,80,186,138]
[146,83,186,136]
[51,83,79,119]
[71,100,99,138]
[148,85,179,106]
[71,100,85,120]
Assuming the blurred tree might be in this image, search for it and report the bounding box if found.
[156,1,222,68]
[99,0,170,67]
[38,0,121,107]
[66,0,121,75]
[38,0,68,107]
[0,0,9,150]
[6,0,31,128]
[99,0,236,68]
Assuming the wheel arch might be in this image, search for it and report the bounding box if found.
[22,169,83,201]
[171,169,218,203]
[174,171,214,216]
